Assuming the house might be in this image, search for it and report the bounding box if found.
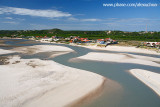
[52,36,64,41]
[52,36,56,39]
[144,42,160,47]
[97,38,118,45]
[80,38,91,43]
[156,42,160,46]
[40,37,52,42]
[112,40,118,44]
[105,38,112,41]
[70,36,77,40]
[107,30,112,34]
[65,37,70,40]
[71,37,80,43]
[97,39,105,44]
[28,36,35,40]
[69,37,91,43]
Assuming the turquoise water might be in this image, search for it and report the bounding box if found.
[52,44,160,107]
[1,39,160,107]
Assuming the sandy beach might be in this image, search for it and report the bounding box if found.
[74,52,160,67]
[0,48,15,55]
[0,45,74,55]
[0,45,105,107]
[77,45,160,55]
[129,69,160,96]
[12,45,74,54]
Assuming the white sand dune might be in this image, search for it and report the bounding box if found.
[129,69,160,96]
[0,54,105,107]
[75,52,160,67]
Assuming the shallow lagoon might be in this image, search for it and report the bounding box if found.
[1,39,160,107]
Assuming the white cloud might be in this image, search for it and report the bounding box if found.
[81,18,101,22]
[66,17,102,22]
[103,23,117,25]
[16,18,25,21]
[74,14,85,16]
[67,17,79,21]
[5,17,13,19]
[112,18,149,23]
[66,18,101,22]
[2,21,18,24]
[0,6,71,18]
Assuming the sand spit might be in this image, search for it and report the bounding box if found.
[12,45,73,54]
[0,49,15,55]
[125,54,160,63]
[75,52,160,67]
[129,69,160,96]
[81,45,160,55]
[0,45,73,55]
[0,54,105,107]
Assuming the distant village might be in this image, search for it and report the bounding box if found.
[38,36,160,48]
[23,35,118,46]
[2,33,160,49]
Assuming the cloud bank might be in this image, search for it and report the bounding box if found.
[0,6,71,18]
[68,17,101,22]
[81,18,101,22]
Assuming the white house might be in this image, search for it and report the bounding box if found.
[40,38,52,42]
[144,42,160,47]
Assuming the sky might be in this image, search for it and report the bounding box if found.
[0,0,160,31]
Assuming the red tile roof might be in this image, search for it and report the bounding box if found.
[97,39,104,41]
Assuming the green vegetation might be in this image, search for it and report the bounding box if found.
[0,29,160,41]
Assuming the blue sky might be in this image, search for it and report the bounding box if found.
[0,0,160,31]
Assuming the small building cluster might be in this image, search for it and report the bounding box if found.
[69,36,117,45]
[69,36,92,43]
[144,42,160,48]
[35,36,64,42]
[40,36,52,42]
[96,38,118,45]
[10,34,118,46]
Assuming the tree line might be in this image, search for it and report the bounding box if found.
[0,29,160,41]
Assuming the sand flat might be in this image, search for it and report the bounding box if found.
[75,52,160,67]
[80,45,160,55]
[129,69,160,96]
[0,45,73,55]
[12,45,73,54]
[0,48,14,55]
[0,46,105,107]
